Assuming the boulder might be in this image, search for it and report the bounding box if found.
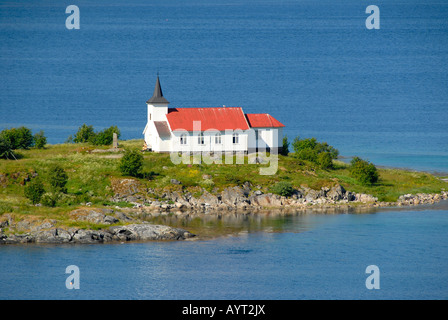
[249,193,282,207]
[345,191,355,201]
[35,228,72,243]
[198,191,219,206]
[109,223,194,241]
[305,189,321,202]
[72,229,113,243]
[0,234,34,244]
[355,193,378,203]
[221,186,249,206]
[327,184,346,201]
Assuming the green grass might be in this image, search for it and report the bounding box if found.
[1,140,447,225]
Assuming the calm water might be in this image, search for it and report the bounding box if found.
[1,0,448,300]
[0,0,447,172]
[1,205,448,300]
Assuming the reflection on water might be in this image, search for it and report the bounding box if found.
[137,200,448,239]
[1,204,447,300]
[138,206,379,239]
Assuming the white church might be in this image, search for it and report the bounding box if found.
[143,76,285,154]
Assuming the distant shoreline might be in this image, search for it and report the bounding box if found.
[336,157,448,178]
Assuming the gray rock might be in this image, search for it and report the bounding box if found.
[114,211,133,222]
[249,193,282,207]
[0,234,34,244]
[305,189,321,202]
[345,191,355,201]
[221,186,248,206]
[72,229,113,243]
[170,179,181,185]
[355,193,378,203]
[69,209,119,225]
[35,228,72,243]
[327,184,346,201]
[109,224,194,241]
[199,191,219,206]
[104,215,119,224]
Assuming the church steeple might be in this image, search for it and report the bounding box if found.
[146,74,169,104]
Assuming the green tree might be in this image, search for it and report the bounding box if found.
[119,149,143,177]
[280,135,289,156]
[292,136,339,165]
[0,127,34,150]
[317,152,333,169]
[292,137,318,154]
[350,157,379,185]
[40,192,60,207]
[0,137,17,160]
[34,130,47,149]
[47,164,68,193]
[270,181,294,197]
[316,142,339,159]
[73,124,96,143]
[296,148,318,162]
[92,125,121,146]
[24,179,45,204]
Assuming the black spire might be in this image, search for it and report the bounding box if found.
[146,75,169,104]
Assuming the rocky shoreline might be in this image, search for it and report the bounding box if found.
[112,179,448,213]
[0,209,195,244]
[1,179,447,245]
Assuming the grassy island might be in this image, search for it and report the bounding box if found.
[1,139,447,237]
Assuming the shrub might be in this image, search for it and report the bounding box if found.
[92,125,121,146]
[34,130,47,149]
[73,124,96,143]
[0,127,34,150]
[270,181,294,197]
[71,124,121,146]
[295,148,318,162]
[40,192,60,207]
[119,149,143,177]
[24,179,45,204]
[350,157,379,185]
[292,136,317,154]
[316,141,339,160]
[0,137,18,160]
[317,152,333,169]
[291,136,339,166]
[200,178,215,192]
[47,164,68,193]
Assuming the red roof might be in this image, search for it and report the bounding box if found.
[166,107,250,132]
[245,113,285,128]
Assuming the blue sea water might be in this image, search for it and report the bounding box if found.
[1,0,448,301]
[1,206,448,300]
[0,0,447,172]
